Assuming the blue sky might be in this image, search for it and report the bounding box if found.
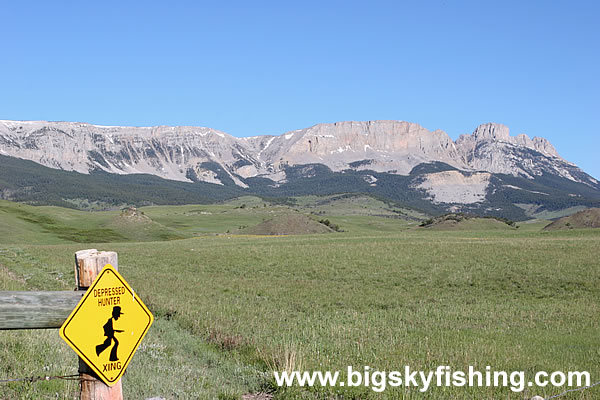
[1,1,598,178]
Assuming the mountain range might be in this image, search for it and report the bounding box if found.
[1,119,599,220]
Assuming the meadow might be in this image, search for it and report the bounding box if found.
[0,197,598,399]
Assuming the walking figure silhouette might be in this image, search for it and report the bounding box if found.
[95,306,124,361]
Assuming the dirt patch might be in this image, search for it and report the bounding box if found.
[543,208,600,231]
[242,393,273,400]
[207,329,245,351]
[118,206,152,223]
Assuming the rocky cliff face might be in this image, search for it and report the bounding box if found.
[245,120,467,176]
[0,119,597,191]
[453,123,575,180]
[0,120,258,187]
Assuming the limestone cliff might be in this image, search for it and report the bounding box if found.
[0,119,596,191]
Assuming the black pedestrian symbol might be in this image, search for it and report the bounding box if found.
[95,306,124,361]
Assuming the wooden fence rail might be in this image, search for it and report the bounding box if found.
[0,291,84,330]
[0,249,123,400]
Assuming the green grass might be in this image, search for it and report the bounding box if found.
[292,194,428,220]
[0,200,127,244]
[420,217,517,231]
[0,200,599,399]
[139,203,282,235]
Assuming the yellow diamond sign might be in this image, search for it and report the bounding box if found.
[59,264,153,386]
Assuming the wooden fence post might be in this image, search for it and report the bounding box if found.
[75,249,123,400]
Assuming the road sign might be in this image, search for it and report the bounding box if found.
[60,264,153,386]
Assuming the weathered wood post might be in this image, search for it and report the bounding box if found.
[75,249,123,400]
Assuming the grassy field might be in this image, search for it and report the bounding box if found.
[0,198,599,399]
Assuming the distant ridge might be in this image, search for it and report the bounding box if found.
[1,119,599,220]
[1,119,596,187]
